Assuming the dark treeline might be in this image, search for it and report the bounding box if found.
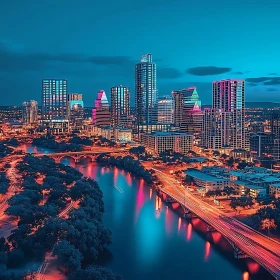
[0,172,9,195]
[32,135,84,152]
[251,199,280,234]
[0,155,122,280]
[0,138,19,158]
[97,154,153,183]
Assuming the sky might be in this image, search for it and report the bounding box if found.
[0,0,280,106]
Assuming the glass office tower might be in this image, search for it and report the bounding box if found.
[135,54,158,128]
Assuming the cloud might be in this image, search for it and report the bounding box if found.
[88,56,133,65]
[267,88,278,92]
[268,73,277,76]
[233,71,251,75]
[0,40,136,73]
[187,66,231,76]
[157,67,184,79]
[246,76,280,85]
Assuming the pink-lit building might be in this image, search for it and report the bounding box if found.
[172,87,203,135]
[212,79,246,150]
[92,90,110,127]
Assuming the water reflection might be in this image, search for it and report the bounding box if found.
[186,223,192,241]
[204,241,211,261]
[242,272,249,280]
[178,217,182,232]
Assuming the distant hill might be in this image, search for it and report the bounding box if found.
[202,102,280,109]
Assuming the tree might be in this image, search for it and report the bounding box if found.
[226,157,234,167]
[261,218,277,235]
[69,266,124,280]
[53,240,83,273]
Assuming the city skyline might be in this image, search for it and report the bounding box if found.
[1,0,280,105]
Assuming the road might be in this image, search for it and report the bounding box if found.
[153,168,280,279]
[0,158,22,215]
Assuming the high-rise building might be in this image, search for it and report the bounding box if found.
[111,85,130,127]
[201,109,232,150]
[157,95,174,124]
[42,79,67,120]
[92,90,110,127]
[212,79,245,149]
[22,100,38,125]
[250,133,274,159]
[172,87,203,134]
[271,112,280,139]
[67,93,84,132]
[135,54,158,127]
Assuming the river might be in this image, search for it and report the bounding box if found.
[19,145,274,280]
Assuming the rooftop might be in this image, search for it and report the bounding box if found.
[185,169,228,182]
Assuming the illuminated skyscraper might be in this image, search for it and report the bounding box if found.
[212,79,245,149]
[22,100,38,125]
[111,85,130,127]
[157,95,174,124]
[135,54,158,128]
[172,87,203,134]
[67,93,84,132]
[42,79,67,120]
[202,109,232,149]
[92,90,110,127]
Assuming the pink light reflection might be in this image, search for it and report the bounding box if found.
[178,217,182,231]
[204,241,211,261]
[135,179,145,223]
[186,223,192,241]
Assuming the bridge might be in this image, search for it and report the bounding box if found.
[153,168,280,280]
[33,148,127,163]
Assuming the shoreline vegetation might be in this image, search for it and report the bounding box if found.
[0,155,123,280]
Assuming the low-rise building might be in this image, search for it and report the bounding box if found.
[185,168,229,192]
[141,132,193,155]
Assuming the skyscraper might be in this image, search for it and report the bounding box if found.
[67,93,84,132]
[212,79,245,149]
[42,79,67,120]
[111,85,130,127]
[135,54,158,127]
[92,90,110,127]
[157,95,174,124]
[172,87,203,134]
[202,109,232,150]
[22,100,38,125]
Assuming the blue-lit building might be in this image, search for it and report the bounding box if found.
[41,79,67,120]
[135,54,158,129]
[111,85,130,127]
[67,93,84,132]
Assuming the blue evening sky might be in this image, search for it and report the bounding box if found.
[0,0,279,105]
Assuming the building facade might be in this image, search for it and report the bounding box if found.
[67,93,84,132]
[212,80,246,149]
[201,109,232,150]
[172,87,203,134]
[22,100,38,125]
[111,85,130,127]
[141,132,193,155]
[41,79,67,120]
[157,95,174,124]
[135,54,158,127]
[250,133,274,159]
[92,90,111,127]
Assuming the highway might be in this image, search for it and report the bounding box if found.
[153,168,280,279]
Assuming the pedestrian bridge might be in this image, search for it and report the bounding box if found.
[34,148,126,163]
